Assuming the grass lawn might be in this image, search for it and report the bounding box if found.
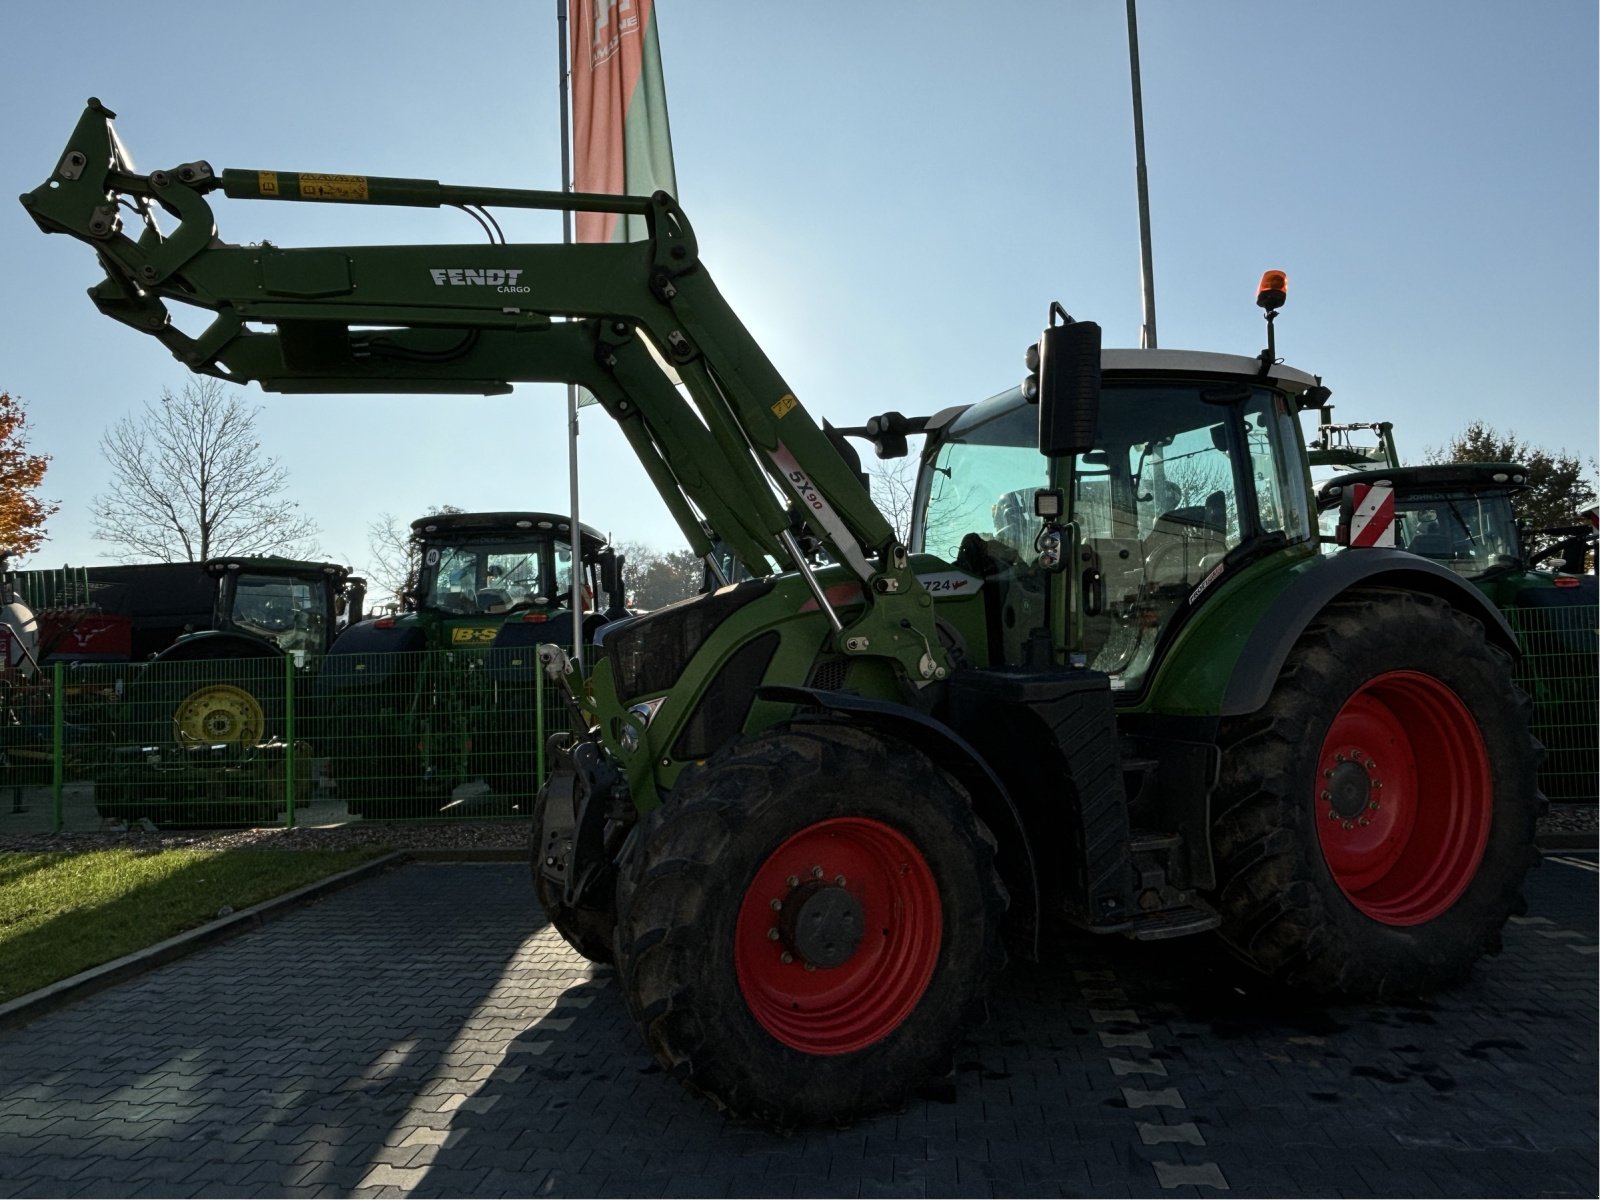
[0,846,387,1003]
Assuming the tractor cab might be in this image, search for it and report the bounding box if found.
[405,512,623,645]
[914,351,1320,697]
[205,557,363,664]
[1317,464,1528,586]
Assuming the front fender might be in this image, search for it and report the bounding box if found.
[757,684,1043,961]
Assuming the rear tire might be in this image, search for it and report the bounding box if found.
[1211,589,1540,998]
[613,722,1006,1127]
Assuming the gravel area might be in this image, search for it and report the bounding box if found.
[1,804,1591,858]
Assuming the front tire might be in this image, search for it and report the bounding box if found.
[1211,589,1540,998]
[613,723,1006,1127]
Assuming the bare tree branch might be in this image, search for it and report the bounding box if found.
[363,504,466,609]
[90,378,321,563]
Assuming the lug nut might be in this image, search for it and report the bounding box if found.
[1327,809,1339,820]
[767,927,780,941]
[770,898,783,911]
[811,866,824,880]
[834,875,846,886]
[787,875,799,888]
[804,963,817,973]
[780,952,793,964]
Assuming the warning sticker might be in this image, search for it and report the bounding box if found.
[298,173,369,202]
[257,171,280,197]
[1342,483,1396,548]
[771,393,798,420]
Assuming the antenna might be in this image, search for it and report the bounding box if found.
[1127,0,1157,349]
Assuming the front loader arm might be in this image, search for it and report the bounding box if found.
[24,100,950,684]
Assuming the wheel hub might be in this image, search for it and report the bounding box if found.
[173,684,264,746]
[779,880,865,968]
[1325,758,1372,820]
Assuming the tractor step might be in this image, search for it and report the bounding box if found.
[1128,829,1182,853]
[1120,904,1221,941]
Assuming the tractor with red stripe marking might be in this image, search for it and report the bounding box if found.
[25,103,1541,1126]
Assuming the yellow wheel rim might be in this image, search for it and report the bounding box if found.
[173,684,265,746]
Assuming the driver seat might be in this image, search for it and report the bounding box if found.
[1144,490,1228,586]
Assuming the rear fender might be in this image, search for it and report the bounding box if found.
[1221,549,1518,716]
[756,684,1042,961]
[155,630,281,662]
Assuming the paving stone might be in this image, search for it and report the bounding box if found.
[0,860,1592,1199]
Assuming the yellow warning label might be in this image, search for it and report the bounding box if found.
[771,393,798,420]
[258,171,279,196]
[298,173,369,202]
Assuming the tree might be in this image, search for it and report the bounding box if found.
[365,504,465,610]
[614,540,703,609]
[0,391,57,558]
[91,378,320,562]
[869,456,919,545]
[1426,421,1598,534]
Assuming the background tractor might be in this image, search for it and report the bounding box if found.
[25,103,1542,1126]
[92,556,363,825]
[313,512,625,819]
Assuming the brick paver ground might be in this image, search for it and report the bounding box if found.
[0,854,1593,1198]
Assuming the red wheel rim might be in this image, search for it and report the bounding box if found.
[1314,670,1492,925]
[734,817,942,1055]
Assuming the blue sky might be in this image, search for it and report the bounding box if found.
[2,1,1595,580]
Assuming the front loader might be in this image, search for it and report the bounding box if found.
[25,102,1541,1125]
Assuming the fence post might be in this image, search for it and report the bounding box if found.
[284,655,296,829]
[535,658,546,789]
[52,661,64,833]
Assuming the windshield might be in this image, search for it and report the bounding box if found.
[1393,491,1520,579]
[231,575,328,655]
[418,536,571,615]
[917,381,1310,692]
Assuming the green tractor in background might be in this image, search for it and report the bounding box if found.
[314,512,625,819]
[95,557,364,825]
[1318,463,1597,800]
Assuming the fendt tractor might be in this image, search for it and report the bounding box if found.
[1316,463,1597,800]
[95,556,364,825]
[315,511,625,818]
[27,102,1541,1124]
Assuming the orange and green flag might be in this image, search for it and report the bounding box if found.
[570,0,677,243]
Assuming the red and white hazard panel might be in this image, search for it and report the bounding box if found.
[1338,482,1395,548]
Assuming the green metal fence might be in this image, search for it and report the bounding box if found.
[1,607,1594,832]
[1504,603,1598,803]
[1,647,584,832]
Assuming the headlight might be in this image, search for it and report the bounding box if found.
[618,699,664,755]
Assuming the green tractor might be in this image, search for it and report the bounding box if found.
[26,103,1541,1124]
[95,556,363,826]
[313,511,625,819]
[1318,462,1597,800]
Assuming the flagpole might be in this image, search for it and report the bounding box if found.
[557,0,585,671]
[1127,0,1158,350]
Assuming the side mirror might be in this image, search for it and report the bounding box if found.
[600,548,627,616]
[1032,307,1101,458]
